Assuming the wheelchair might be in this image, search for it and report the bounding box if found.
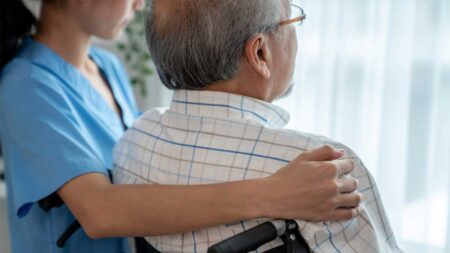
[208,220,310,253]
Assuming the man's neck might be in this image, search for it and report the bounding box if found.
[204,78,272,103]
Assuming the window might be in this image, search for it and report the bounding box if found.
[276,0,450,252]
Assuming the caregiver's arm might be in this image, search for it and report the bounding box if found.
[58,146,361,239]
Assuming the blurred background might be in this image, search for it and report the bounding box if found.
[275,1,450,252]
[1,0,449,252]
[116,1,450,252]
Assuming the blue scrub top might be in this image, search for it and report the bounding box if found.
[0,37,140,253]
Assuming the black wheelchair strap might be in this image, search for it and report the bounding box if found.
[38,191,81,248]
[38,191,64,212]
[57,220,81,248]
[135,237,161,253]
[38,170,115,248]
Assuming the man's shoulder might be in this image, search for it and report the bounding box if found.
[263,127,361,161]
[127,108,359,156]
[115,105,363,166]
[261,127,319,150]
[115,107,168,146]
[134,107,168,126]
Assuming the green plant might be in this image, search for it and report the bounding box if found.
[116,11,154,96]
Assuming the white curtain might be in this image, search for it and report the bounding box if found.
[276,0,450,252]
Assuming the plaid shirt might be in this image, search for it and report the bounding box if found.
[113,90,402,253]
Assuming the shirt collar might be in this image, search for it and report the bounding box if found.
[17,37,134,133]
[17,37,102,86]
[169,90,290,128]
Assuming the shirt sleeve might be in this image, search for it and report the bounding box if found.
[0,69,107,218]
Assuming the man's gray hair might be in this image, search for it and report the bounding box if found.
[145,0,281,90]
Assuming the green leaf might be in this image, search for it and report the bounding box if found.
[142,53,151,61]
[125,53,132,61]
[142,66,154,75]
[140,83,147,96]
[131,43,140,52]
[117,43,126,51]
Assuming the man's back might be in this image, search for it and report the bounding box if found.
[113,90,400,253]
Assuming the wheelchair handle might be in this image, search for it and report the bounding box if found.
[208,220,286,253]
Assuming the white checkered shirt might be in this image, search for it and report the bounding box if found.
[113,90,402,253]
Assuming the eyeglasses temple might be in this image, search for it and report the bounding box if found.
[279,15,306,26]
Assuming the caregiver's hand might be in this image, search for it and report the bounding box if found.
[262,145,361,221]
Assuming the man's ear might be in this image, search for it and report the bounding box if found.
[244,34,272,79]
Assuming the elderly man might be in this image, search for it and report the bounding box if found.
[113,0,402,252]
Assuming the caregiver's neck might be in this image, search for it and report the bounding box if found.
[33,1,91,71]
